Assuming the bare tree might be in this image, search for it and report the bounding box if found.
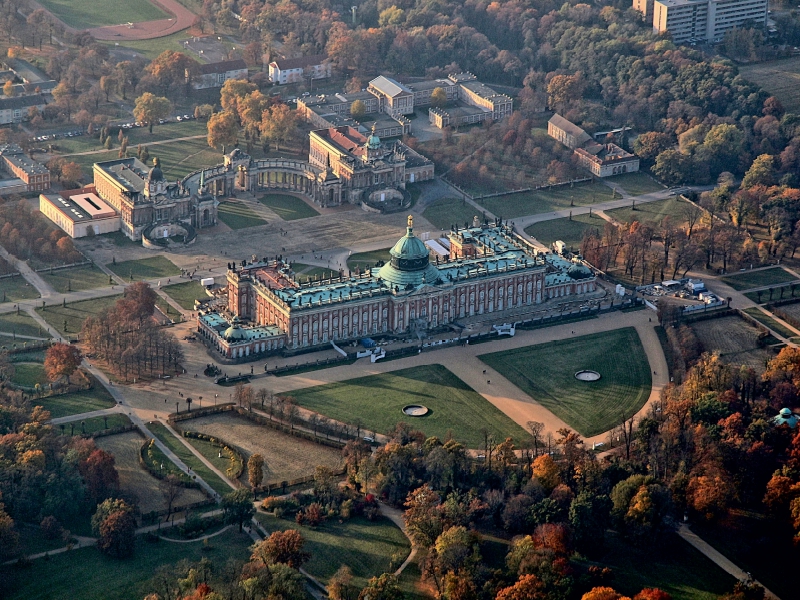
[526,421,544,457]
[159,474,185,520]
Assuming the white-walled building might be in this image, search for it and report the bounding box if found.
[268,55,331,85]
[646,0,767,44]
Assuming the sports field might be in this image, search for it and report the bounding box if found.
[740,57,800,113]
[478,328,652,437]
[38,0,167,29]
[289,364,530,448]
[259,193,320,220]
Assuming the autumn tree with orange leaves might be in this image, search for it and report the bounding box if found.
[44,343,82,384]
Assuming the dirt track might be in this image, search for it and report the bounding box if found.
[31,0,195,41]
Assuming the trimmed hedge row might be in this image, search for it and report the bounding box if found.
[180,429,245,480]
[138,439,200,489]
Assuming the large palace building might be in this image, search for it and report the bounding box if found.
[197,217,598,360]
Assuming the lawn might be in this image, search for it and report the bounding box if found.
[10,362,48,387]
[0,275,39,302]
[163,281,208,310]
[58,121,207,155]
[35,383,117,418]
[740,56,800,113]
[525,213,604,249]
[39,265,111,293]
[576,532,734,600]
[97,430,207,514]
[742,307,797,338]
[611,172,664,196]
[256,513,410,589]
[98,31,196,61]
[289,364,531,448]
[478,328,652,438]
[147,421,234,496]
[0,312,49,338]
[347,249,392,272]
[218,200,268,230]
[57,413,132,436]
[422,196,484,230]
[744,284,800,304]
[607,196,689,228]
[181,432,243,484]
[180,413,343,486]
[1,529,253,600]
[36,0,166,29]
[479,181,611,219]
[37,295,121,336]
[107,256,180,282]
[721,267,798,291]
[259,193,320,220]
[292,263,340,283]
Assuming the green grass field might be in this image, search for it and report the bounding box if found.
[182,433,242,483]
[218,201,268,230]
[259,193,320,220]
[147,421,234,496]
[743,307,797,338]
[721,267,798,291]
[291,263,340,283]
[607,196,689,228]
[163,281,207,310]
[289,364,530,448]
[1,529,253,600]
[256,513,410,588]
[525,213,604,249]
[479,181,611,219]
[740,56,800,113]
[58,121,207,155]
[10,362,48,387]
[35,383,117,418]
[577,532,734,600]
[58,413,132,436]
[745,285,800,304]
[37,295,121,336]
[98,31,197,61]
[423,197,485,230]
[36,0,167,29]
[0,312,49,338]
[0,276,40,303]
[39,265,111,293]
[347,249,392,272]
[611,172,664,196]
[479,328,652,438]
[107,256,180,282]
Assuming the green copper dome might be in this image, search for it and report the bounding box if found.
[377,216,441,288]
[366,124,381,150]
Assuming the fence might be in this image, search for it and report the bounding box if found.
[140,499,217,525]
[34,260,93,273]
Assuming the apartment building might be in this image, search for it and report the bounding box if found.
[645,0,767,44]
[268,55,331,85]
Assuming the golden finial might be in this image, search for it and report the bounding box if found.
[408,215,413,228]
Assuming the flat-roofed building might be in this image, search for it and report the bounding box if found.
[188,59,248,89]
[368,76,415,117]
[268,54,331,85]
[651,0,767,44]
[39,189,121,238]
[0,144,50,191]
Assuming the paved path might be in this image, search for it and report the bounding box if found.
[678,524,780,600]
[378,502,417,576]
[50,405,124,424]
[160,418,238,492]
[0,244,55,298]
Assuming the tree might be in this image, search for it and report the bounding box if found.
[98,508,136,558]
[3,80,14,97]
[99,75,114,102]
[430,87,448,108]
[81,448,120,503]
[741,154,775,189]
[350,99,366,119]
[133,92,172,133]
[532,454,561,491]
[633,132,671,162]
[92,499,135,556]
[159,474,185,518]
[44,343,82,384]
[221,488,255,532]
[146,50,197,95]
[328,566,355,600]
[207,110,239,151]
[267,563,307,600]
[248,453,264,488]
[569,490,612,554]
[547,74,583,113]
[260,104,297,151]
[581,588,630,600]
[194,104,214,120]
[358,574,403,600]
[404,484,443,547]
[0,501,19,560]
[496,575,547,600]
[252,529,310,568]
